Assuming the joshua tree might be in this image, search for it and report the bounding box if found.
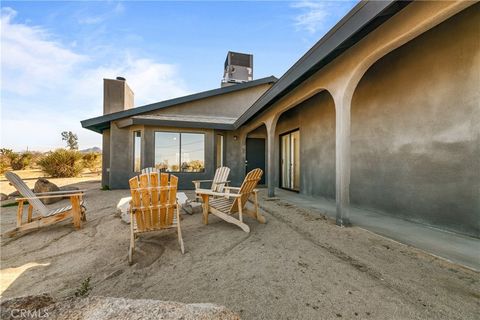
[61,131,79,150]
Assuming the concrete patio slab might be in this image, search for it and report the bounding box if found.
[273,188,480,271]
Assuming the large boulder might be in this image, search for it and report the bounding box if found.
[0,295,241,320]
[34,178,61,205]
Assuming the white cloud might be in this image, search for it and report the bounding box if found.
[292,0,356,34]
[292,1,329,33]
[77,1,125,25]
[0,7,189,152]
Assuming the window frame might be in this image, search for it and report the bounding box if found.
[154,131,206,173]
[215,134,224,168]
[133,130,142,173]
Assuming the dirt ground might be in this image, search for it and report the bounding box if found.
[0,179,478,319]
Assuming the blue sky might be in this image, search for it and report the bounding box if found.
[1,0,357,151]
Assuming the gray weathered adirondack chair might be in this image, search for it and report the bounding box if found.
[3,172,86,238]
[196,168,265,233]
[193,166,230,201]
[128,172,184,264]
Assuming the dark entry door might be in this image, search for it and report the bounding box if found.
[246,138,266,184]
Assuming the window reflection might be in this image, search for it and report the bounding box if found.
[181,133,205,172]
[133,131,141,172]
[154,132,205,172]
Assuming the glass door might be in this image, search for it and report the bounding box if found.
[281,130,300,191]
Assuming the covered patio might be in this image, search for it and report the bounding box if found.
[1,180,478,319]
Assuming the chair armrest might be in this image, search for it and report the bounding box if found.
[16,193,84,201]
[192,180,213,183]
[195,188,242,198]
[214,180,230,184]
[34,190,86,196]
[224,186,241,191]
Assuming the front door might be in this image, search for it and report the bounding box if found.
[281,130,300,191]
[246,138,266,185]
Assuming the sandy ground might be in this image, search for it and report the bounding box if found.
[0,179,478,319]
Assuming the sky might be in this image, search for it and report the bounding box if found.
[1,0,357,152]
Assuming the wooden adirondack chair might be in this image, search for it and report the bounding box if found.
[2,172,86,238]
[128,172,184,264]
[192,166,230,201]
[196,168,265,233]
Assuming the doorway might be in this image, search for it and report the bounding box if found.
[246,138,266,185]
[280,130,300,191]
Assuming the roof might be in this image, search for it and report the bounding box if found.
[82,1,411,133]
[81,76,277,133]
[234,0,411,128]
[117,115,236,130]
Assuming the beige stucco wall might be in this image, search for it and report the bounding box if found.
[350,5,480,236]
[274,91,336,198]
[145,83,272,118]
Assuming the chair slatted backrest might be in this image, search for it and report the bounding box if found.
[229,168,263,214]
[211,166,230,193]
[129,172,178,232]
[5,171,49,216]
[141,167,161,185]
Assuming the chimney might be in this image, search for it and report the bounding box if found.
[103,77,134,114]
[221,51,253,87]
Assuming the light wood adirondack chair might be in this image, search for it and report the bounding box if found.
[196,168,265,233]
[3,172,86,238]
[128,172,184,264]
[192,166,230,201]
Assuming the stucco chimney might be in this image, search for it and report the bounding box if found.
[103,77,134,114]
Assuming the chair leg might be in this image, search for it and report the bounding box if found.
[27,205,33,223]
[201,194,209,225]
[176,206,185,254]
[16,201,24,227]
[70,196,82,229]
[253,191,266,224]
[210,207,250,233]
[128,212,135,265]
[237,200,243,223]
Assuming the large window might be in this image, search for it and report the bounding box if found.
[154,132,205,172]
[133,131,142,172]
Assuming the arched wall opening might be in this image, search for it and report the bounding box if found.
[350,4,479,237]
[274,90,336,198]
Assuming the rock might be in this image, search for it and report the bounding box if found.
[34,178,61,205]
[0,193,8,201]
[8,190,22,198]
[0,295,241,320]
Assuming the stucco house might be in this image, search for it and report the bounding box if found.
[82,1,479,238]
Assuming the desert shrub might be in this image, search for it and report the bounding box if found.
[0,158,7,174]
[38,149,83,177]
[74,277,92,297]
[10,152,32,170]
[0,149,31,170]
[82,152,100,172]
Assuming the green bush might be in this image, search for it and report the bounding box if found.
[38,149,83,177]
[82,152,100,172]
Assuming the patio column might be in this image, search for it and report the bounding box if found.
[265,118,277,198]
[334,90,352,227]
